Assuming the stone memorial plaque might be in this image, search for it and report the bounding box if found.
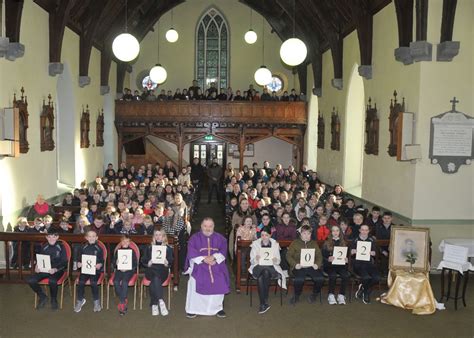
[429,98,474,173]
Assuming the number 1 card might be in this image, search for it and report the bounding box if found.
[259,248,273,266]
[117,249,132,270]
[300,248,315,267]
[332,246,347,265]
[81,254,97,275]
[151,245,167,264]
[36,254,51,273]
[356,241,371,261]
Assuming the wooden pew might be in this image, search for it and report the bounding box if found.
[0,233,180,288]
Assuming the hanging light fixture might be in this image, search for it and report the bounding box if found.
[254,17,272,86]
[165,9,179,43]
[279,0,307,66]
[150,26,167,84]
[112,0,140,62]
[244,9,257,44]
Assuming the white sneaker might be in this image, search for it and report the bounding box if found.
[74,298,86,313]
[73,262,78,271]
[159,299,168,316]
[328,293,337,305]
[151,304,159,316]
[337,294,346,305]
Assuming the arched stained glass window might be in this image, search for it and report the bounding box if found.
[196,8,229,90]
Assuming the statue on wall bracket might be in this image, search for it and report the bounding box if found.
[429,97,474,174]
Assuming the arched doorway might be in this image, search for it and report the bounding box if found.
[343,64,365,196]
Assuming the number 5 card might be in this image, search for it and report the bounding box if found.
[356,241,371,261]
[117,249,133,270]
[36,254,51,273]
[332,246,347,265]
[81,254,97,275]
[300,248,315,267]
[151,245,167,264]
[259,248,273,266]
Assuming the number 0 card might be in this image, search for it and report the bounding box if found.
[300,248,315,267]
[81,254,97,275]
[356,241,371,261]
[332,246,347,265]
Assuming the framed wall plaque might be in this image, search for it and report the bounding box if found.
[40,94,55,151]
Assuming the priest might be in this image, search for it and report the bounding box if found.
[185,217,230,318]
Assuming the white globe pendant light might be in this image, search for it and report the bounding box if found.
[112,33,140,62]
[112,0,140,62]
[244,29,257,44]
[254,66,272,86]
[165,28,179,43]
[150,64,167,84]
[280,37,307,66]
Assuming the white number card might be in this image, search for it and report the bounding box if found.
[259,248,273,266]
[356,241,371,261]
[332,246,348,265]
[300,248,315,267]
[151,245,167,265]
[36,254,51,273]
[117,249,132,271]
[81,254,97,275]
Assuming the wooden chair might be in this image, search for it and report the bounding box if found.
[73,240,107,308]
[33,240,72,309]
[139,271,173,310]
[106,241,140,310]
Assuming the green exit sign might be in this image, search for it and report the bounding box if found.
[205,135,213,141]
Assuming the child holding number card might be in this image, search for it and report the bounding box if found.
[74,231,104,313]
[286,225,324,306]
[113,235,138,315]
[350,224,380,304]
[27,230,68,310]
[322,225,350,305]
[141,229,174,316]
[248,227,286,314]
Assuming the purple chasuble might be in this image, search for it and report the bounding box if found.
[186,231,230,295]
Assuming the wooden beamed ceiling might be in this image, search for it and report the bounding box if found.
[9,0,403,93]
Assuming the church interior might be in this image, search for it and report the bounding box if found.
[0,0,473,337]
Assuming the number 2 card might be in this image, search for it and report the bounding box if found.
[356,241,371,261]
[259,248,273,266]
[151,245,166,264]
[332,246,347,265]
[117,249,132,270]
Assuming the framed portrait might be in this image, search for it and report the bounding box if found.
[389,226,430,273]
[243,143,254,157]
[228,143,238,156]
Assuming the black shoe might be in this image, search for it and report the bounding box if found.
[258,304,271,314]
[355,283,364,300]
[36,295,48,310]
[51,299,58,311]
[216,310,226,318]
[289,295,300,306]
[186,313,197,319]
[308,293,319,304]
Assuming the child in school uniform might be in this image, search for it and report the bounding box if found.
[113,235,138,315]
[11,217,30,269]
[351,224,380,304]
[27,230,68,310]
[141,229,174,316]
[322,225,350,305]
[74,230,105,313]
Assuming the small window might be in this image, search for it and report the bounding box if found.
[267,75,283,93]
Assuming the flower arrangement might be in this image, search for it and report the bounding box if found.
[405,252,417,273]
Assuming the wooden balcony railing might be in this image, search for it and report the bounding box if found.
[115,100,308,125]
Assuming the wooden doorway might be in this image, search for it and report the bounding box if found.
[190,137,227,168]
